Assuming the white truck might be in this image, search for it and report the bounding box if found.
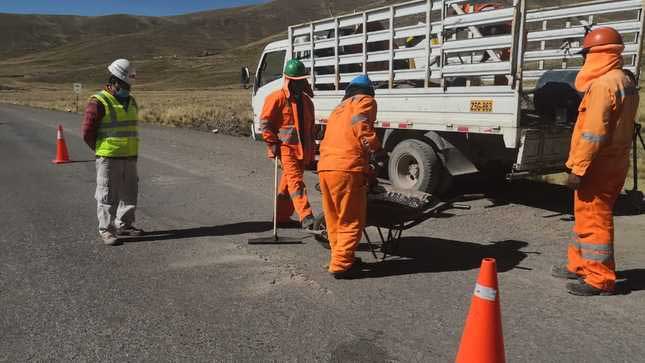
[249,0,644,193]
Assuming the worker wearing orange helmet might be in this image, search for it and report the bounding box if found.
[318,75,384,279]
[551,27,640,296]
[260,59,316,229]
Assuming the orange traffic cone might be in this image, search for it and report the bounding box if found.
[456,258,505,363]
[52,124,71,164]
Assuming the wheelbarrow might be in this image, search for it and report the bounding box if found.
[312,189,475,260]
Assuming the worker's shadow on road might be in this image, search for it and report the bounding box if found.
[122,221,273,243]
[450,178,644,217]
[354,238,532,278]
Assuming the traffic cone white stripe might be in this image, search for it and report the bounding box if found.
[474,283,497,301]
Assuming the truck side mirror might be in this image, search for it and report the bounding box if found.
[240,66,250,88]
[253,74,260,92]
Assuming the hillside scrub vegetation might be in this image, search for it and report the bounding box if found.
[0,86,254,136]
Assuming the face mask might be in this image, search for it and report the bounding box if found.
[290,80,305,95]
[115,87,130,98]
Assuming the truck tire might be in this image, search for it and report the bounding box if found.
[388,139,442,193]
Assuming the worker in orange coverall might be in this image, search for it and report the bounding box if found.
[551,27,639,296]
[260,59,316,229]
[318,75,385,279]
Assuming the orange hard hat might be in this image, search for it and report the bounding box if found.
[582,26,623,49]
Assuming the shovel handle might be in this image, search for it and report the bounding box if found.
[273,156,279,240]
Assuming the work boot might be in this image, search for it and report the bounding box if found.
[117,226,144,237]
[301,215,315,230]
[566,280,615,296]
[551,264,579,280]
[331,258,363,280]
[100,230,120,246]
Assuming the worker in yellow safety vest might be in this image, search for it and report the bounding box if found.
[81,58,144,245]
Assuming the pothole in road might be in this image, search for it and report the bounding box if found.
[331,338,391,362]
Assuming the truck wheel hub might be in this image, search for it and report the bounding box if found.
[396,154,420,188]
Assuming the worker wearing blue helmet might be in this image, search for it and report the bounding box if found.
[318,75,385,279]
[343,75,375,100]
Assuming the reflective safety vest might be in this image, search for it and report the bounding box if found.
[93,90,139,157]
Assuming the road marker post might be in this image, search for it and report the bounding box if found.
[73,83,82,113]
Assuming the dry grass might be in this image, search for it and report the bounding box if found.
[0,84,254,136]
[135,88,253,135]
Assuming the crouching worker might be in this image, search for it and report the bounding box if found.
[318,75,384,279]
[260,59,316,229]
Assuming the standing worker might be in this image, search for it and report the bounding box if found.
[318,75,384,279]
[551,27,639,295]
[82,59,144,246]
[260,59,316,229]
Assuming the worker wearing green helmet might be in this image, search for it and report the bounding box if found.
[259,59,317,229]
[283,59,309,79]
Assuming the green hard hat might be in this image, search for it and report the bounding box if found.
[283,59,308,80]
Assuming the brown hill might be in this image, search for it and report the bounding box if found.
[0,0,580,88]
[0,0,399,87]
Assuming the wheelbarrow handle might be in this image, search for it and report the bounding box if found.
[453,193,486,202]
[428,201,471,214]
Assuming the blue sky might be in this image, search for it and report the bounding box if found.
[0,0,266,16]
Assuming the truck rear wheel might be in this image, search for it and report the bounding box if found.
[388,139,442,194]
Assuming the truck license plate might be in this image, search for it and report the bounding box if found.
[470,100,493,113]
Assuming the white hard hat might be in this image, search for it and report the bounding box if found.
[108,58,136,85]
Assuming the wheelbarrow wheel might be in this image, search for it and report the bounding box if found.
[313,213,330,249]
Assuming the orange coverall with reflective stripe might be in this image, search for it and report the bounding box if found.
[566,55,639,291]
[318,95,381,273]
[260,79,315,222]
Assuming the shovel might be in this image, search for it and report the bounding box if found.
[248,156,303,244]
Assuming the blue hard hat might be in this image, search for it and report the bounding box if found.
[349,74,373,88]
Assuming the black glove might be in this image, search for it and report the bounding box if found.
[566,173,582,190]
[371,149,388,169]
[367,168,386,194]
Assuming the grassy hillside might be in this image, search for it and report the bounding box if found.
[0,0,399,87]
[0,1,361,58]
[0,0,609,88]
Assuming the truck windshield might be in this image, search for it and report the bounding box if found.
[257,50,286,88]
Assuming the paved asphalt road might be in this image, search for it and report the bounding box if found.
[1,104,644,362]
